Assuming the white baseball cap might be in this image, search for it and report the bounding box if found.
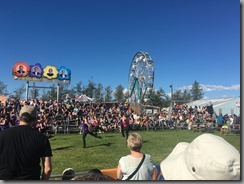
[160,133,240,180]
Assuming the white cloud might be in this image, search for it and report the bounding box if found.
[124,84,240,99]
[180,84,240,92]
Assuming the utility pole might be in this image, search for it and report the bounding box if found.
[169,84,173,117]
[26,81,29,101]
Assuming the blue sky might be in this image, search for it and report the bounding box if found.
[0,0,240,99]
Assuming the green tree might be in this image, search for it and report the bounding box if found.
[83,80,96,99]
[94,83,103,102]
[74,81,83,95]
[58,83,70,101]
[41,89,49,101]
[13,84,25,99]
[114,85,124,102]
[149,88,170,108]
[0,81,8,95]
[67,86,76,98]
[172,89,191,104]
[190,80,204,101]
[46,84,57,100]
[29,82,39,99]
[124,89,130,102]
[172,90,182,103]
[104,86,113,102]
[182,89,191,103]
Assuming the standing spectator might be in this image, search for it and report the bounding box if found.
[0,105,53,180]
[117,132,156,180]
[160,133,240,180]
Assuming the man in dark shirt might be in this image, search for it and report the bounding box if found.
[0,105,53,180]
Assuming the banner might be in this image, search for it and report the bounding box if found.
[12,62,71,84]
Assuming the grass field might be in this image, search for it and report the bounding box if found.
[48,129,240,179]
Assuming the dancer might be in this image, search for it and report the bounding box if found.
[119,113,127,137]
[124,108,134,140]
[81,116,102,148]
[92,116,106,136]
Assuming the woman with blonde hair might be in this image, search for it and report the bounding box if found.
[117,132,156,180]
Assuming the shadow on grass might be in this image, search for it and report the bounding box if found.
[53,146,73,151]
[143,140,150,144]
[50,137,70,141]
[86,143,113,148]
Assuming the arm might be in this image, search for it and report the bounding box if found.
[152,167,158,180]
[41,156,52,180]
[84,118,92,132]
[117,163,122,180]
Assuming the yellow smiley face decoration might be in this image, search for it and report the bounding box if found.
[43,65,59,79]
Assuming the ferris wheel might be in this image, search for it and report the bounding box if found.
[128,51,154,104]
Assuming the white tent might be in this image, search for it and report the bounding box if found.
[186,97,240,115]
[76,95,93,102]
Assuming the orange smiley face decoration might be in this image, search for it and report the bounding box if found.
[12,62,30,77]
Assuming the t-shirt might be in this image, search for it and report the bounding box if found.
[82,123,89,131]
[0,125,52,180]
[119,154,155,180]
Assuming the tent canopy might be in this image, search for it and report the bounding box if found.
[76,95,93,102]
[186,97,240,115]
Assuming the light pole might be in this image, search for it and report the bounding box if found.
[169,84,173,116]
[169,84,173,100]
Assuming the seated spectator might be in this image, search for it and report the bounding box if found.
[153,164,164,180]
[160,133,240,180]
[62,168,75,180]
[117,132,156,180]
[88,168,103,174]
[71,172,115,180]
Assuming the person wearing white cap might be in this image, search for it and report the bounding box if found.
[62,168,75,180]
[160,133,240,180]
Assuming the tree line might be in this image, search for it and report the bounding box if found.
[0,80,204,109]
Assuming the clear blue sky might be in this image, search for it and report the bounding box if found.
[0,0,240,99]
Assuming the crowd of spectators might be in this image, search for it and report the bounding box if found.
[0,97,240,134]
[0,97,240,181]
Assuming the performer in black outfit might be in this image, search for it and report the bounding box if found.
[124,114,131,140]
[81,116,102,148]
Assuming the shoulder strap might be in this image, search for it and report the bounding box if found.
[126,154,145,180]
